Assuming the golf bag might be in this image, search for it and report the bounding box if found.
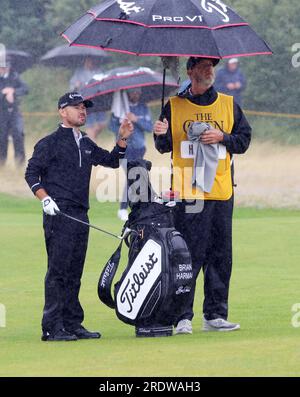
[98,160,193,337]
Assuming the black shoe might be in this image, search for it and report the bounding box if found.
[67,326,101,339]
[41,329,78,342]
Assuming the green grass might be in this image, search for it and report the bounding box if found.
[247,116,300,146]
[0,194,300,377]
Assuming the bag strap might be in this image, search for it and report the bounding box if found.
[98,241,123,309]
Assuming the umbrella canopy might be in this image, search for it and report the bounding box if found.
[2,50,34,73]
[62,0,272,59]
[81,66,179,111]
[40,44,111,68]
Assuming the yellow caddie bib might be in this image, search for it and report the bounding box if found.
[170,93,234,200]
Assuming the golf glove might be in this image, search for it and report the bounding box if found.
[41,196,60,216]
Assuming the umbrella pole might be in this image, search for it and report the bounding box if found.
[161,68,166,113]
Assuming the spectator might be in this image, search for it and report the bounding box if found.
[109,87,153,221]
[214,58,247,106]
[0,59,28,166]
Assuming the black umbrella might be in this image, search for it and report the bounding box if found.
[81,66,179,111]
[62,0,272,59]
[3,50,34,73]
[62,0,272,110]
[40,44,111,68]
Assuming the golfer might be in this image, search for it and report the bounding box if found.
[154,57,252,334]
[25,92,133,341]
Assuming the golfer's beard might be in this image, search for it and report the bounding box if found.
[75,122,86,128]
[72,118,86,127]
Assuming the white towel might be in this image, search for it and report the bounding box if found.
[111,90,130,120]
[188,122,219,193]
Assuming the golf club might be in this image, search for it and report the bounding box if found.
[56,210,123,240]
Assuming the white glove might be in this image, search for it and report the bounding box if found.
[41,196,60,216]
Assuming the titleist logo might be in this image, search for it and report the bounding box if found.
[117,0,144,15]
[119,253,158,313]
[100,260,115,288]
[176,286,191,295]
[201,0,229,22]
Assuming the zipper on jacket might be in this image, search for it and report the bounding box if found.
[78,143,82,167]
[72,129,83,168]
[78,137,82,168]
[78,147,82,167]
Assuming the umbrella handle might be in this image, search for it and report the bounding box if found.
[161,68,166,113]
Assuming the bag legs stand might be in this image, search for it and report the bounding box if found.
[135,325,173,338]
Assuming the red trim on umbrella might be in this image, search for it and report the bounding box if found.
[65,43,272,58]
[138,51,273,57]
[83,81,179,100]
[86,71,165,87]
[93,17,249,30]
[221,51,273,58]
[65,42,217,58]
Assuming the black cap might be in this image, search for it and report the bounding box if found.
[58,92,93,110]
[187,57,220,70]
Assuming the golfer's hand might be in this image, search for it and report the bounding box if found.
[153,118,169,136]
[200,129,224,145]
[126,112,138,123]
[42,196,60,216]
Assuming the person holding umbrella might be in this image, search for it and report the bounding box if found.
[109,87,153,221]
[153,57,252,334]
[25,92,133,341]
[70,57,107,142]
[0,57,28,166]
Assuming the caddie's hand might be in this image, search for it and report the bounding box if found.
[153,118,169,136]
[200,129,224,145]
[119,118,134,140]
[41,196,60,216]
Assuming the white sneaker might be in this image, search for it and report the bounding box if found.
[175,319,193,335]
[202,317,240,332]
[118,209,128,222]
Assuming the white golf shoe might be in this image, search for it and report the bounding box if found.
[175,319,193,335]
[118,209,129,222]
[202,317,240,332]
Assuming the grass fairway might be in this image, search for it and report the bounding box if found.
[0,193,300,377]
